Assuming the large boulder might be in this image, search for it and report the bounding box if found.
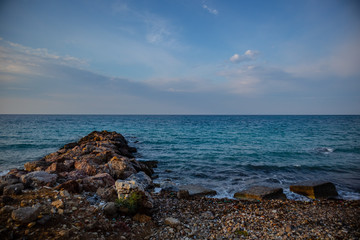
[234,186,286,201]
[127,171,153,190]
[81,173,115,192]
[106,156,136,180]
[179,184,217,197]
[20,171,57,187]
[290,181,338,199]
[115,179,153,210]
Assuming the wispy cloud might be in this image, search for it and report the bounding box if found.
[230,50,259,63]
[202,3,218,15]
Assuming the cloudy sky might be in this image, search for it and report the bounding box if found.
[0,0,359,114]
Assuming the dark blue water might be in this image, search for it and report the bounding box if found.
[0,115,359,199]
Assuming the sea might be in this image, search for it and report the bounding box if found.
[0,115,359,200]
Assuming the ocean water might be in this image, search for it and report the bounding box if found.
[0,115,359,200]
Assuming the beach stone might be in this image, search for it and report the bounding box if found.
[133,213,152,223]
[21,171,57,187]
[115,179,154,210]
[11,205,40,224]
[165,217,180,226]
[103,202,117,217]
[54,179,80,193]
[127,171,153,190]
[290,181,338,199]
[3,183,24,195]
[179,184,217,197]
[96,186,118,201]
[160,181,179,192]
[0,195,14,205]
[177,190,190,199]
[233,186,287,201]
[51,199,64,209]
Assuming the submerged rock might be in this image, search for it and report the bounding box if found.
[234,186,287,201]
[179,184,217,197]
[290,181,338,199]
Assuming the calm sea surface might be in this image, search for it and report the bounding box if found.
[0,115,359,200]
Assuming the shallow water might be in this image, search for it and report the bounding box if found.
[0,115,359,199]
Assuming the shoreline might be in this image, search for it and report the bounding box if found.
[1,131,359,239]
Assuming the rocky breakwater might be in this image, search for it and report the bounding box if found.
[0,130,158,239]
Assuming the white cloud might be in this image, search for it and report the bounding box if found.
[230,50,259,63]
[202,4,218,15]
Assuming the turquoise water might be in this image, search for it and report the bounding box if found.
[0,115,359,199]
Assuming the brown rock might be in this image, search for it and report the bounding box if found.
[54,180,80,193]
[82,173,115,192]
[290,181,338,199]
[11,205,40,224]
[133,213,152,223]
[74,161,97,176]
[3,183,24,195]
[234,186,287,201]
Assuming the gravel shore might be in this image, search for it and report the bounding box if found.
[1,189,359,239]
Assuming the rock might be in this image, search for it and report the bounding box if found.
[133,213,152,223]
[54,180,80,193]
[179,184,217,197]
[233,186,286,201]
[51,199,64,209]
[164,217,180,226]
[82,173,115,192]
[60,190,71,198]
[160,181,179,192]
[177,190,190,199]
[0,205,16,214]
[290,181,338,199]
[106,156,136,180]
[115,179,154,210]
[74,161,97,176]
[103,202,117,217]
[21,171,57,188]
[37,215,51,225]
[96,186,117,201]
[24,160,49,172]
[127,171,153,190]
[11,205,41,224]
[0,195,14,205]
[3,183,24,195]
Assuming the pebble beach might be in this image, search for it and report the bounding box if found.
[0,131,359,239]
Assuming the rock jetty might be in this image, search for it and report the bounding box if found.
[0,131,359,239]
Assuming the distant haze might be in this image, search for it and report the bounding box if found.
[0,0,359,114]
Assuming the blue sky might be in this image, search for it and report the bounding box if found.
[0,0,359,114]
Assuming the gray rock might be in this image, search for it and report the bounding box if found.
[21,171,57,187]
[165,217,180,226]
[290,181,338,199]
[3,183,24,195]
[11,205,41,224]
[103,202,117,217]
[234,186,287,201]
[127,171,153,190]
[179,184,217,197]
[160,181,179,192]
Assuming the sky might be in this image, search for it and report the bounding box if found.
[0,0,359,114]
